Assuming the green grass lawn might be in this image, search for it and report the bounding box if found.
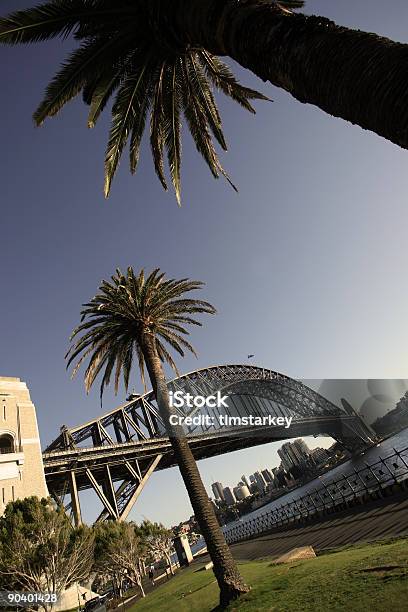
[128,538,408,611]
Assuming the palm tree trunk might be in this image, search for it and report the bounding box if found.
[140,332,249,607]
[154,0,408,149]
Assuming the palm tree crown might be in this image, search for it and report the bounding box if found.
[0,1,300,203]
[66,267,216,399]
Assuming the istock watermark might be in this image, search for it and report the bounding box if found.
[168,391,293,429]
[169,390,229,409]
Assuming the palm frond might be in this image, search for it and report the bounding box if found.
[0,0,135,45]
[34,34,126,124]
[67,267,216,401]
[150,63,168,192]
[200,52,270,113]
[1,1,270,202]
[104,62,150,197]
[181,57,224,180]
[129,75,153,173]
[87,66,123,128]
[187,54,227,151]
[181,58,238,192]
[162,61,182,205]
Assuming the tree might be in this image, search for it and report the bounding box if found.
[65,267,249,606]
[93,521,147,599]
[2,1,408,201]
[0,497,94,612]
[138,520,175,576]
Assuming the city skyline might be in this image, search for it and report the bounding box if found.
[208,437,330,507]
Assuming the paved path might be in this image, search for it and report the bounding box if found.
[227,491,408,561]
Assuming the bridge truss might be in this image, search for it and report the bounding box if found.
[42,365,376,525]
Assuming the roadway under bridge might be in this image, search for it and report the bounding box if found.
[42,365,377,525]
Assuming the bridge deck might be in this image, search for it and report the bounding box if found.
[43,417,356,496]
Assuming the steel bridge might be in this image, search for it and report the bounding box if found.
[42,365,376,525]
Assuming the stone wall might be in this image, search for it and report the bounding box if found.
[0,377,48,514]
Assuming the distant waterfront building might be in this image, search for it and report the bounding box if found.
[278,439,310,471]
[233,486,243,501]
[310,447,330,465]
[211,481,225,501]
[253,471,267,492]
[267,474,278,490]
[277,444,291,471]
[249,474,257,490]
[249,482,259,494]
[241,485,251,498]
[0,377,48,516]
[261,468,274,483]
[294,438,310,456]
[223,487,236,506]
[233,484,251,500]
[241,475,250,488]
[210,498,219,511]
[372,391,408,437]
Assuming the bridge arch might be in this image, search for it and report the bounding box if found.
[43,365,376,524]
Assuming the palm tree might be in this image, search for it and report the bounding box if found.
[2,1,407,201]
[66,267,250,607]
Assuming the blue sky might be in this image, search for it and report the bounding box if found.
[2,1,408,525]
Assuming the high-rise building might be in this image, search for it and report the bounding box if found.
[210,498,219,511]
[241,475,250,488]
[211,481,225,501]
[249,482,259,494]
[310,447,329,465]
[278,439,310,471]
[241,485,251,498]
[253,471,267,492]
[261,468,274,483]
[222,487,236,506]
[294,438,310,457]
[279,444,294,471]
[233,484,251,501]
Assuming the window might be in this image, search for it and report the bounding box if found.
[0,434,14,454]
